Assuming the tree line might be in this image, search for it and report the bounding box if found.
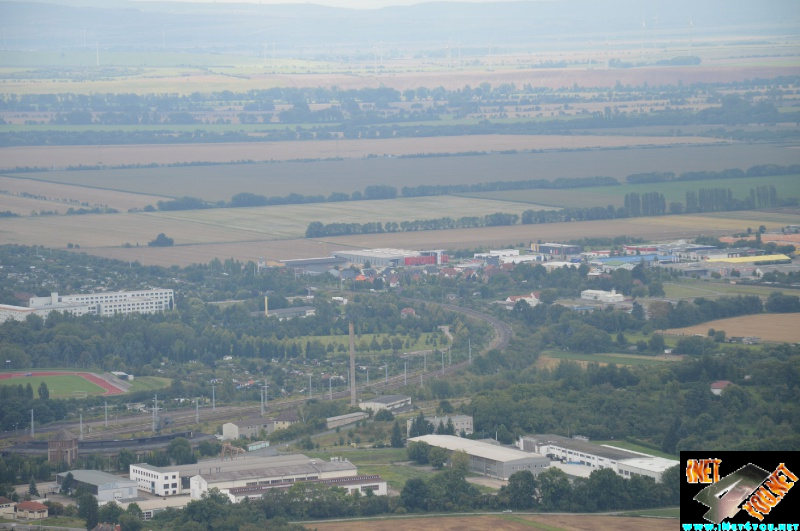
[305,183,787,237]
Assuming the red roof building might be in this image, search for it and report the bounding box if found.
[16,500,48,520]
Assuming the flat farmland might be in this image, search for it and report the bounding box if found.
[0,175,167,214]
[6,143,796,202]
[465,174,800,209]
[0,134,725,175]
[0,195,546,249]
[307,514,673,531]
[72,210,800,267]
[664,313,800,343]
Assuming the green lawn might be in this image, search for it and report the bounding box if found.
[0,374,104,398]
[541,350,677,367]
[307,448,436,491]
[663,280,783,300]
[592,440,678,460]
[127,376,172,393]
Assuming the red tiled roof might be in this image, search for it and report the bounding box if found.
[710,380,733,389]
[17,500,48,511]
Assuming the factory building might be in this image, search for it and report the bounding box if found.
[406,415,473,436]
[519,434,678,482]
[409,434,549,480]
[359,394,412,412]
[333,248,448,267]
[532,243,582,256]
[56,470,138,503]
[131,454,364,499]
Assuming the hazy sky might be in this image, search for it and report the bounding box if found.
[133,0,518,8]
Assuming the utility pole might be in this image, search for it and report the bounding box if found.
[441,350,445,375]
[195,398,199,424]
[349,321,356,407]
[30,409,34,438]
[329,377,333,400]
[212,386,216,411]
[309,374,312,399]
[104,401,108,428]
[469,338,472,365]
[80,413,83,441]
[404,361,407,386]
[261,387,264,416]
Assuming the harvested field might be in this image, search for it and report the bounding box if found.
[0,175,167,214]
[4,61,797,94]
[0,135,726,172]
[7,144,796,202]
[664,313,800,344]
[307,514,673,531]
[68,211,800,267]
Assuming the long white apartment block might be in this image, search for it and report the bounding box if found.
[0,289,174,323]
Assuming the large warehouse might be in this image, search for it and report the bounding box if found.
[56,470,138,503]
[333,248,448,267]
[519,434,678,481]
[409,434,549,480]
[132,454,363,499]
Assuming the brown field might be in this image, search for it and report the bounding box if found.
[664,313,800,344]
[0,135,725,171]
[52,210,800,267]
[7,143,796,202]
[0,175,167,213]
[307,514,673,531]
[3,60,797,95]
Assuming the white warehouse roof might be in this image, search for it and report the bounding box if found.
[410,434,543,463]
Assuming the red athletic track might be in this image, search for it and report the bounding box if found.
[0,371,125,395]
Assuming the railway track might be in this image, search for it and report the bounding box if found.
[13,300,513,443]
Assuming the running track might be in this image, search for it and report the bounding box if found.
[0,371,126,395]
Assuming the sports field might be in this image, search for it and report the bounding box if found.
[0,371,126,396]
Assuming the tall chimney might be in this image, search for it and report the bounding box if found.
[349,321,356,407]
[264,296,268,317]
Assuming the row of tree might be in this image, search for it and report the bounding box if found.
[304,183,788,237]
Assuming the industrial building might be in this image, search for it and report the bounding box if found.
[333,248,448,267]
[406,415,473,436]
[326,412,369,430]
[409,434,549,480]
[532,243,582,256]
[359,394,411,412]
[131,454,362,499]
[221,417,274,441]
[0,289,174,323]
[187,454,359,500]
[580,289,624,303]
[220,474,387,503]
[518,434,678,482]
[56,470,138,503]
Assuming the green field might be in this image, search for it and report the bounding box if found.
[540,350,678,367]
[464,173,800,209]
[127,376,172,393]
[662,280,782,300]
[0,374,104,398]
[307,448,438,491]
[9,143,796,201]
